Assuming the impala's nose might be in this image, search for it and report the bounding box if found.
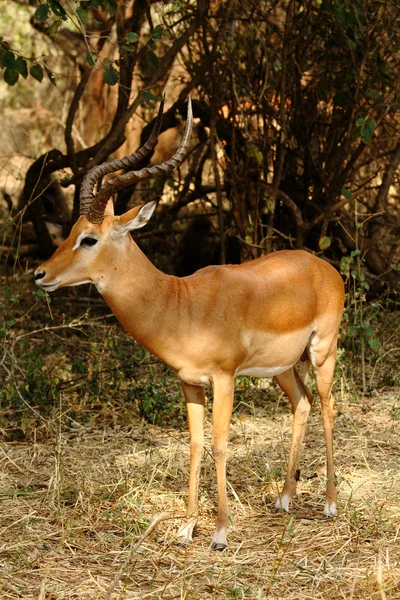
[35,270,46,281]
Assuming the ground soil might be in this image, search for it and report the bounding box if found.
[1,383,399,599]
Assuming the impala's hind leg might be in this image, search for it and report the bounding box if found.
[311,344,338,517]
[177,381,205,544]
[274,364,313,512]
[298,349,311,386]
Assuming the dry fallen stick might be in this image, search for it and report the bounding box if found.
[104,511,185,600]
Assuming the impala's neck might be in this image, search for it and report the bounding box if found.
[99,237,179,358]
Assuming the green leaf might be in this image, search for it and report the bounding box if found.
[355,117,366,127]
[361,126,372,144]
[0,50,15,68]
[36,289,47,298]
[45,65,56,85]
[141,89,155,104]
[77,8,89,25]
[48,19,62,36]
[103,65,119,85]
[166,178,176,189]
[48,0,67,19]
[341,188,353,200]
[368,119,376,134]
[4,67,19,85]
[247,146,263,165]
[30,64,44,82]
[152,25,164,41]
[367,89,379,99]
[107,0,117,17]
[86,52,97,66]
[340,256,351,274]
[145,48,160,69]
[171,1,181,13]
[363,324,375,338]
[318,236,331,250]
[34,3,50,21]
[348,325,358,336]
[273,58,281,72]
[121,44,136,53]
[368,338,381,350]
[126,32,139,43]
[15,56,28,78]
[380,63,389,75]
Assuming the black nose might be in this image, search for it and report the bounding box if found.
[35,270,46,281]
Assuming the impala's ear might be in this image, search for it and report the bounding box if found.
[104,198,114,216]
[115,201,157,234]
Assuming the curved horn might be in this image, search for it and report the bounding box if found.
[80,98,165,217]
[86,97,193,224]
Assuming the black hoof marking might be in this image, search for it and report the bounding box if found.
[275,505,288,514]
[211,542,227,551]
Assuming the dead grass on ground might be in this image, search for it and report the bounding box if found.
[1,386,400,599]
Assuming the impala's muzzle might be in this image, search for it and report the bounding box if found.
[34,268,60,292]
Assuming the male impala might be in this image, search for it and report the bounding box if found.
[35,98,344,550]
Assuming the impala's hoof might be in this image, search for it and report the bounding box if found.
[211,542,227,551]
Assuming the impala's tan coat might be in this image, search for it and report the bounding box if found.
[35,96,343,549]
[36,204,344,550]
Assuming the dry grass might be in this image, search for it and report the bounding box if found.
[1,385,399,599]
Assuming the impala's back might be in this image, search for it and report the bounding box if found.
[157,249,344,387]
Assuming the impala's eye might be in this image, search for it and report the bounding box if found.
[81,237,98,247]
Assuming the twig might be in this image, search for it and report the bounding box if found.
[104,511,184,600]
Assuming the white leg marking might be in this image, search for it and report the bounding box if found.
[177,518,196,544]
[275,492,291,513]
[324,500,337,517]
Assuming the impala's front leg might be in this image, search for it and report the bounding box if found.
[177,381,205,544]
[210,375,234,550]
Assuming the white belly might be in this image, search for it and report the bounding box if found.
[235,365,294,378]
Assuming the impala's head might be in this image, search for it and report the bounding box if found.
[34,202,159,291]
[34,98,193,292]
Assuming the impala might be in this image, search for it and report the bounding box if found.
[35,98,344,550]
